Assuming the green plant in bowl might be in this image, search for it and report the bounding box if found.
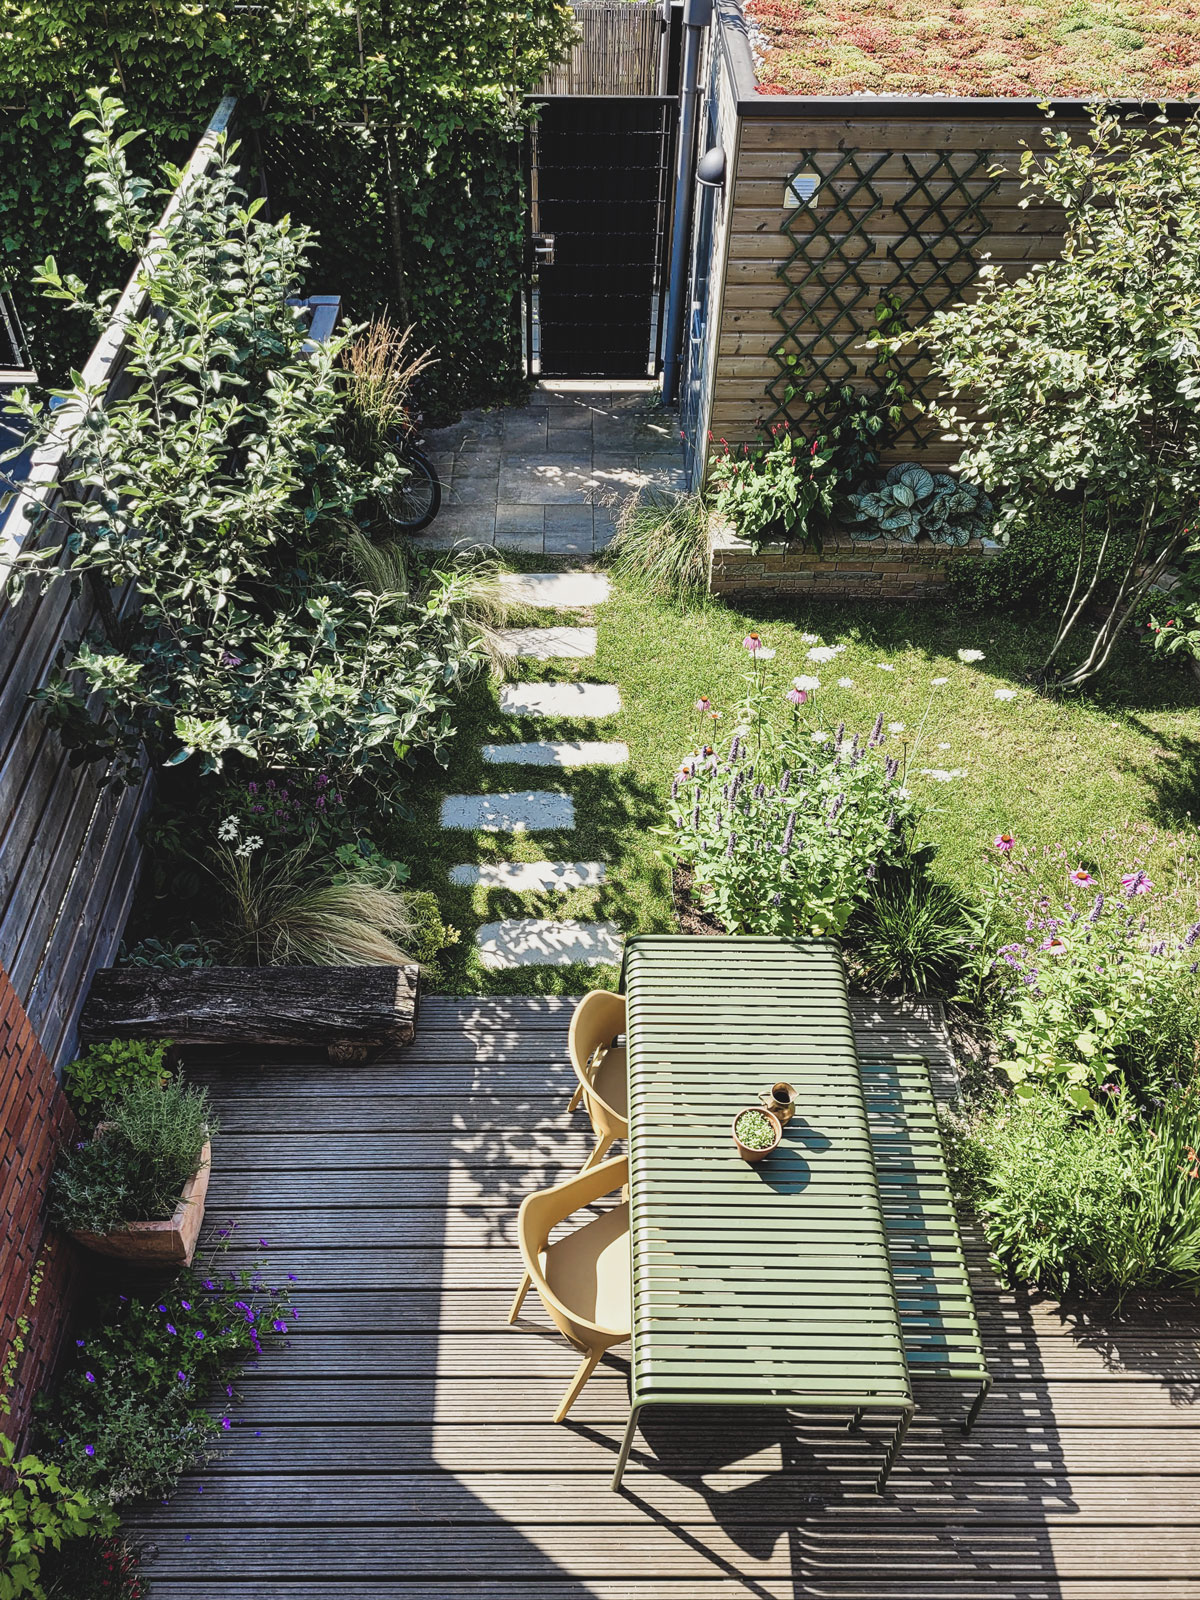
[732,1107,782,1162]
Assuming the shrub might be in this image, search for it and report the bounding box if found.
[660,638,915,936]
[37,1534,144,1600]
[609,489,710,601]
[946,496,1141,615]
[35,1251,291,1506]
[61,1040,173,1126]
[845,859,974,994]
[207,817,419,966]
[117,937,217,971]
[947,1084,1200,1299]
[49,1080,213,1236]
[401,890,462,989]
[707,426,836,551]
[0,1435,114,1600]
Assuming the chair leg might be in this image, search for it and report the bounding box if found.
[580,1133,614,1172]
[875,1408,912,1495]
[568,1084,584,1114]
[963,1376,991,1435]
[611,1405,642,1491]
[846,1408,864,1433]
[507,1272,532,1324]
[554,1346,603,1423]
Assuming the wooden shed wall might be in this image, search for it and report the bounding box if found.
[709,112,1063,469]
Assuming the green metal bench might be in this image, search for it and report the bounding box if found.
[859,1052,990,1432]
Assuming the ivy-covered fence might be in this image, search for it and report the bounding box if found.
[0,0,575,416]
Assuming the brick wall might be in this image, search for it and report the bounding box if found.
[708,515,996,600]
[0,964,78,1443]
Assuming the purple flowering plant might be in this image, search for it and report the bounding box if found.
[660,640,915,935]
[980,829,1200,1105]
[34,1238,294,1507]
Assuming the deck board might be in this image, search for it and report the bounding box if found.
[131,996,1200,1598]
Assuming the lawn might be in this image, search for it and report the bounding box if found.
[385,561,1200,994]
[746,0,1200,100]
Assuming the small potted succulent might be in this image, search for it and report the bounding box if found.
[50,1078,215,1266]
[732,1106,782,1163]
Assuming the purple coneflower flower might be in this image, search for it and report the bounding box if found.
[786,687,807,706]
[994,833,1014,854]
[1121,870,1152,896]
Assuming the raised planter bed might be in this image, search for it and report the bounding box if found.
[81,964,420,1062]
[70,1139,212,1268]
[707,513,1001,601]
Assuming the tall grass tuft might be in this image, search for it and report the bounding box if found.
[609,488,709,602]
[340,315,435,451]
[848,869,974,994]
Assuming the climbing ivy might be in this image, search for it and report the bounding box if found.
[0,0,574,413]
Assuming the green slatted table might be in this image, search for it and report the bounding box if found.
[612,935,914,1492]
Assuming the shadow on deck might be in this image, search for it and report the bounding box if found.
[129,996,1200,1600]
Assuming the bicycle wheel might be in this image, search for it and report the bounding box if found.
[382,446,441,534]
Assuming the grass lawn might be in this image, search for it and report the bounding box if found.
[384,563,1200,995]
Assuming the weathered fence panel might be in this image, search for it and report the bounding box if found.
[540,1,664,97]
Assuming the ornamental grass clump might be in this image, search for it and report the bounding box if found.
[660,637,915,936]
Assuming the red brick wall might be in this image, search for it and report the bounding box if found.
[0,965,78,1444]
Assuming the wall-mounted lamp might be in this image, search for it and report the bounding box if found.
[696,146,727,190]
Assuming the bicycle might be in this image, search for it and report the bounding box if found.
[378,431,441,534]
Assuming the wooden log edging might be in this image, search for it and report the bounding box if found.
[80,965,420,1062]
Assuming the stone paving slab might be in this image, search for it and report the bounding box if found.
[439,791,575,832]
[495,626,596,659]
[448,861,606,891]
[498,682,622,718]
[476,918,624,969]
[498,572,611,607]
[481,740,628,768]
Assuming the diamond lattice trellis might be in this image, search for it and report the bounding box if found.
[763,149,1001,450]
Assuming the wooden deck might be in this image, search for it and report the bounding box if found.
[132,995,1200,1600]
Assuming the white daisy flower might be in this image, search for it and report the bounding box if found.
[807,644,845,664]
[801,632,820,644]
[217,816,240,842]
[888,722,905,733]
[235,834,264,857]
[930,676,949,686]
[994,688,1018,701]
[956,649,985,663]
[755,647,777,660]
[937,742,951,750]
[876,663,895,672]
[792,674,821,692]
[837,676,854,688]
[920,768,967,782]
[811,730,830,743]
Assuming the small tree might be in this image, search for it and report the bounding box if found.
[904,108,1200,690]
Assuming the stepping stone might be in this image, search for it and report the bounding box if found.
[481,740,628,768]
[448,861,606,891]
[499,571,611,608]
[440,791,574,832]
[476,918,624,969]
[496,626,596,659]
[499,682,622,719]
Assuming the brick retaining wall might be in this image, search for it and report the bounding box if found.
[708,516,995,600]
[0,965,78,1442]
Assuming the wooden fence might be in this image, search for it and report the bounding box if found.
[0,95,237,1069]
[540,1,664,96]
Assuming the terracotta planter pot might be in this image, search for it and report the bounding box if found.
[731,1108,782,1164]
[70,1139,212,1267]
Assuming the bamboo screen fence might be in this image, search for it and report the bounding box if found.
[540,1,662,96]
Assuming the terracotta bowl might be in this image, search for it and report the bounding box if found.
[732,1108,782,1164]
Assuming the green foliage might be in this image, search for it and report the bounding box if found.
[903,110,1200,689]
[845,858,974,994]
[49,1079,213,1236]
[35,1252,290,1506]
[734,1109,777,1150]
[7,96,482,787]
[401,890,462,990]
[62,1040,173,1125]
[609,490,710,602]
[38,1534,144,1600]
[848,463,994,545]
[116,936,217,970]
[206,815,419,966]
[0,1435,115,1600]
[707,426,836,551]
[660,646,915,937]
[946,496,1141,614]
[0,1,574,411]
[947,1084,1200,1298]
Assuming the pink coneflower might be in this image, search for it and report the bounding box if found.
[695,696,711,713]
[1041,936,1068,955]
[1120,870,1153,897]
[786,687,808,706]
[742,632,762,653]
[1068,868,1095,887]
[994,833,1015,854]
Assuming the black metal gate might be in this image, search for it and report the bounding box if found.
[527,97,675,379]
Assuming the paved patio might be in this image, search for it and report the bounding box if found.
[416,379,687,555]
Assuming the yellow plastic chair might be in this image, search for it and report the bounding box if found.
[567,990,628,1170]
[506,1153,631,1423]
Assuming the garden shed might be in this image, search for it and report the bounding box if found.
[680,0,1199,596]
